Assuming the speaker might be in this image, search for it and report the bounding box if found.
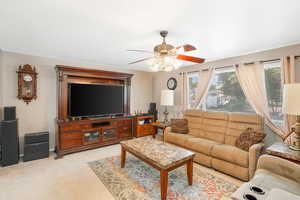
[24,132,49,162]
[148,102,158,121]
[4,106,16,121]
[149,103,156,111]
[0,120,19,166]
[24,132,49,144]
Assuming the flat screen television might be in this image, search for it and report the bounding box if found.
[68,83,124,117]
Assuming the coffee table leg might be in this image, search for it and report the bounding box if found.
[160,169,168,200]
[187,158,193,185]
[121,146,126,168]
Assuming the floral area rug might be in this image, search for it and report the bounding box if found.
[88,155,238,200]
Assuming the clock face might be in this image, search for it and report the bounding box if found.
[167,77,177,90]
[23,74,33,82]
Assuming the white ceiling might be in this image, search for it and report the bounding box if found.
[1,0,300,71]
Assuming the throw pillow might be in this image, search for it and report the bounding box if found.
[171,119,189,134]
[235,128,266,151]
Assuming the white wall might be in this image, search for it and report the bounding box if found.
[2,44,300,154]
[0,51,153,154]
[153,44,300,146]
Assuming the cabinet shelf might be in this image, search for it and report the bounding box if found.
[133,115,155,137]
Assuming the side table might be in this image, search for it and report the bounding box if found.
[266,142,300,165]
[151,122,171,139]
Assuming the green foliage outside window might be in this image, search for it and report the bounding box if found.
[205,71,253,113]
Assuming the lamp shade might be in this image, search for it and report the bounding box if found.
[160,90,174,106]
[282,83,300,115]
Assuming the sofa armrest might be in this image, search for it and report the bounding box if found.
[257,154,300,183]
[249,143,264,179]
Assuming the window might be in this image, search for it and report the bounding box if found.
[187,73,199,109]
[203,67,254,113]
[264,61,283,128]
[186,62,285,124]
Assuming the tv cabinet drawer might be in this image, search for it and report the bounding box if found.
[81,124,91,129]
[119,126,131,132]
[143,124,155,133]
[118,120,132,126]
[111,121,118,126]
[118,126,132,137]
[60,125,81,132]
[120,131,131,138]
[60,131,82,150]
[135,125,154,137]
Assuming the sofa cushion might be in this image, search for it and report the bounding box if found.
[235,128,266,151]
[203,111,228,120]
[225,113,263,146]
[185,116,205,138]
[184,110,206,138]
[184,109,203,117]
[212,158,249,181]
[211,144,249,167]
[188,127,205,138]
[171,119,189,134]
[185,116,202,129]
[201,111,228,143]
[185,137,218,156]
[164,131,194,147]
[194,152,212,167]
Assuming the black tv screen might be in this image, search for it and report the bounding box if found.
[68,83,124,117]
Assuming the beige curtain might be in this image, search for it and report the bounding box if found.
[282,56,297,143]
[235,62,286,138]
[192,67,215,108]
[180,72,188,110]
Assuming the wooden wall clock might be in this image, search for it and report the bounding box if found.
[17,64,38,104]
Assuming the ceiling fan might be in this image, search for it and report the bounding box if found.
[128,31,205,68]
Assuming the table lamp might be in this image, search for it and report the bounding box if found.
[283,83,300,151]
[160,90,174,123]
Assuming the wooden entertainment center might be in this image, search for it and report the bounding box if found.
[55,66,134,158]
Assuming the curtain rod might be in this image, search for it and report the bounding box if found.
[183,56,299,74]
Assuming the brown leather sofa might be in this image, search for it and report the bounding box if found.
[164,110,264,181]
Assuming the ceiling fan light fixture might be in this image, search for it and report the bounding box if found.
[177,46,185,54]
[164,65,174,72]
[150,63,160,72]
[128,31,204,71]
[149,56,182,72]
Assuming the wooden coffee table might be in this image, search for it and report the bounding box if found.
[120,136,195,200]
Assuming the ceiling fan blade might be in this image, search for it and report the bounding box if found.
[176,44,197,52]
[127,49,154,54]
[176,55,205,63]
[128,56,156,64]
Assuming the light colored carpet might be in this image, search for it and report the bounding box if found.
[0,145,119,200]
[0,142,242,200]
